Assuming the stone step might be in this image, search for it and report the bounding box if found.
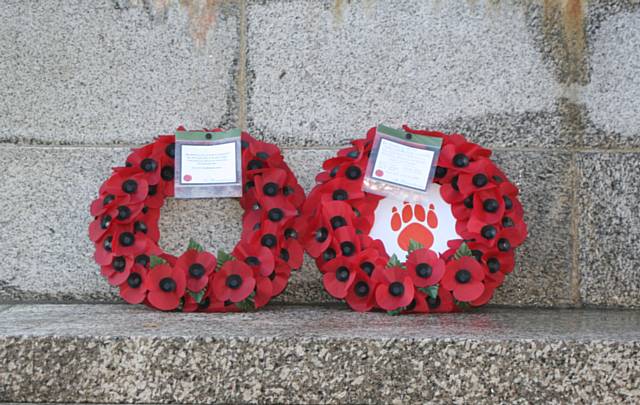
[1,304,639,403]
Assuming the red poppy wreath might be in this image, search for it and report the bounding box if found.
[300,126,527,314]
[89,128,305,312]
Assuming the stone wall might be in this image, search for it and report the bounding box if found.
[1,0,638,307]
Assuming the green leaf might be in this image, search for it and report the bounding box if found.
[187,239,204,252]
[386,254,402,268]
[454,300,472,311]
[418,285,439,300]
[235,292,256,312]
[407,239,424,254]
[215,249,234,272]
[188,289,206,304]
[387,306,406,316]
[149,255,166,269]
[453,242,473,260]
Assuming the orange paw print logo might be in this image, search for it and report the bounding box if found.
[390,203,438,251]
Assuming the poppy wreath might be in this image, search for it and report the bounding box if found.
[89,128,306,312]
[299,126,527,314]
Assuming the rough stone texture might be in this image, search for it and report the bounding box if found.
[577,152,640,307]
[1,304,640,403]
[0,145,330,303]
[584,3,640,147]
[0,0,239,145]
[247,0,571,149]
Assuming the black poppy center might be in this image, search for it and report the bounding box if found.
[389,282,404,297]
[148,185,157,196]
[427,295,441,309]
[315,227,328,243]
[246,256,260,267]
[248,159,263,170]
[481,225,497,239]
[119,232,135,247]
[103,194,115,206]
[134,221,147,234]
[268,208,284,222]
[332,189,348,201]
[451,175,459,192]
[472,174,488,187]
[453,153,469,168]
[226,274,243,289]
[498,238,511,252]
[504,196,513,210]
[455,269,472,284]
[141,158,157,172]
[355,281,369,297]
[101,215,112,229]
[117,206,131,221]
[103,236,113,252]
[189,263,206,279]
[463,196,474,209]
[347,150,359,158]
[435,166,447,179]
[122,179,138,194]
[483,198,499,213]
[112,256,126,272]
[263,182,278,196]
[330,216,346,229]
[285,228,298,239]
[127,272,142,288]
[340,241,355,256]
[159,277,176,292]
[329,165,340,178]
[415,263,432,278]
[165,143,175,158]
[261,234,277,248]
[336,266,350,282]
[345,165,362,180]
[280,248,290,262]
[161,166,174,181]
[360,261,374,276]
[322,248,336,262]
[256,151,269,160]
[135,254,149,267]
[502,216,514,227]
[487,258,500,273]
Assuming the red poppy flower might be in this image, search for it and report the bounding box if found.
[483,249,516,275]
[126,144,162,185]
[312,177,365,205]
[253,275,274,309]
[280,235,304,270]
[111,225,149,257]
[441,256,485,302]
[425,287,457,313]
[269,260,292,297]
[321,256,355,299]
[456,159,498,196]
[471,283,495,307]
[211,260,256,303]
[345,272,376,312]
[146,263,186,311]
[373,267,415,311]
[119,264,148,304]
[100,254,133,286]
[253,168,297,211]
[90,192,124,217]
[467,188,506,232]
[405,248,445,288]
[437,138,491,173]
[233,242,275,277]
[332,226,361,259]
[440,175,470,204]
[101,169,149,205]
[175,249,217,292]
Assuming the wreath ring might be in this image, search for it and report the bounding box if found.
[89,128,306,312]
[300,126,527,314]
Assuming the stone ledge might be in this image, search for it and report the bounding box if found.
[1,304,639,404]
